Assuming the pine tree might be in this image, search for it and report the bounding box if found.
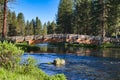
[91,0,120,38]
[51,21,56,34]
[7,24,17,36]
[35,17,42,35]
[7,11,17,36]
[91,0,106,37]
[47,21,52,34]
[0,4,3,34]
[56,0,73,34]
[11,12,17,26]
[25,20,29,35]
[1,0,16,38]
[7,10,11,23]
[107,0,120,37]
[91,0,99,35]
[43,23,47,36]
[29,19,34,35]
[73,0,91,35]
[17,12,25,36]
[2,0,7,38]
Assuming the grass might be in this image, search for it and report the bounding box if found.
[0,67,66,80]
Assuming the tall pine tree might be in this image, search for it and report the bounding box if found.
[17,12,25,36]
[43,23,47,36]
[56,0,73,34]
[73,0,91,35]
[35,17,42,35]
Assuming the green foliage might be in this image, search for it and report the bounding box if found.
[7,24,17,36]
[21,57,37,74]
[57,0,73,33]
[73,0,91,34]
[50,74,67,80]
[0,41,23,70]
[67,43,99,48]
[47,21,56,34]
[1,0,120,38]
[25,20,30,35]
[50,42,120,49]
[56,0,120,37]
[36,16,42,35]
[15,42,40,52]
[0,67,66,80]
[0,41,66,80]
[43,23,47,35]
[100,43,120,48]
[17,12,25,36]
[24,17,43,36]
[100,43,113,48]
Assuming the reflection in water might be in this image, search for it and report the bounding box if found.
[36,43,120,59]
[22,43,120,80]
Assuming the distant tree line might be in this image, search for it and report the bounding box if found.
[0,9,55,36]
[0,0,57,37]
[56,0,120,38]
[0,10,42,36]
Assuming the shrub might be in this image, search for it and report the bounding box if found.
[21,57,37,74]
[0,41,23,70]
[0,41,67,80]
[100,43,120,48]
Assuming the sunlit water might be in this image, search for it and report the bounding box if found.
[22,43,120,80]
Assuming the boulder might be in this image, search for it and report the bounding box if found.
[53,58,65,66]
[61,59,65,65]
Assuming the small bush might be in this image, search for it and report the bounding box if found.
[21,57,37,74]
[0,41,23,70]
[100,43,120,48]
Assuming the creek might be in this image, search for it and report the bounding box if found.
[22,43,120,80]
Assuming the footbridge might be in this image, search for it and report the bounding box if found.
[8,34,116,45]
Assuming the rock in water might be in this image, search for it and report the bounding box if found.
[61,59,65,65]
[53,58,65,66]
[53,58,61,65]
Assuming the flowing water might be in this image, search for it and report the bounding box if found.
[22,43,120,80]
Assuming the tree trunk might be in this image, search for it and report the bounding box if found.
[100,0,106,43]
[2,0,7,39]
[102,0,106,42]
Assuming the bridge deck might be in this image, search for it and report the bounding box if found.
[8,34,120,44]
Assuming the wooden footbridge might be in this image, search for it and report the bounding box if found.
[8,34,115,45]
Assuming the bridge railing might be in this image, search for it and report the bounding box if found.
[8,34,120,44]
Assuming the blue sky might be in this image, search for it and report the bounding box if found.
[9,0,60,24]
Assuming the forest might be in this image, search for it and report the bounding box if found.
[0,0,120,38]
[56,0,120,38]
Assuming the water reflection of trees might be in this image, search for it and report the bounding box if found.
[75,48,120,59]
[102,49,120,59]
[75,48,102,57]
[39,46,48,52]
[38,44,120,59]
